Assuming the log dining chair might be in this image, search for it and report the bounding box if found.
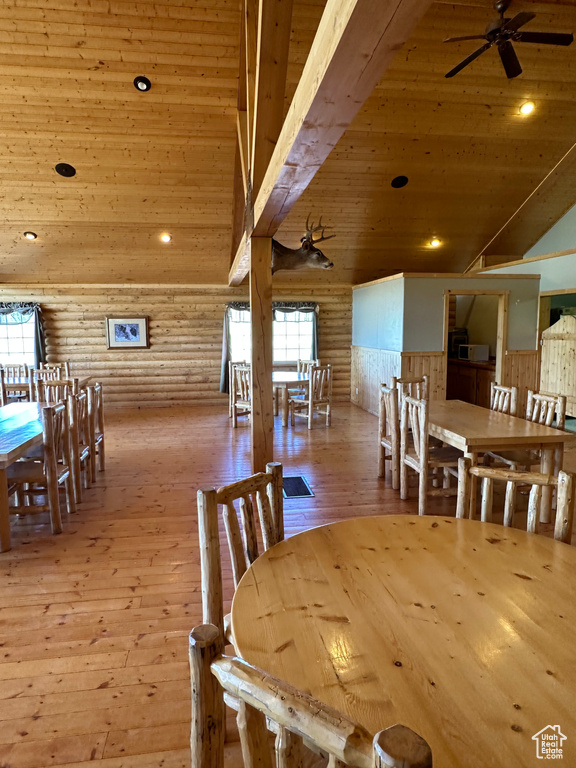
[34,378,79,404]
[490,383,518,415]
[39,361,71,377]
[230,364,251,428]
[197,462,283,645]
[3,363,32,401]
[400,394,462,515]
[485,391,567,472]
[289,363,332,429]
[68,390,91,504]
[273,357,320,416]
[456,457,575,543]
[378,379,400,490]
[7,402,75,533]
[87,383,105,483]
[189,622,433,768]
[228,360,247,417]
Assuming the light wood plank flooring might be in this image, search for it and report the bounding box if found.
[0,403,572,768]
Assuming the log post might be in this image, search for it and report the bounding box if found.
[456,457,471,519]
[197,489,224,632]
[189,624,225,768]
[373,725,432,768]
[266,461,283,544]
[250,236,274,473]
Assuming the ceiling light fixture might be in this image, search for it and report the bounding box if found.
[134,76,152,92]
[23,231,37,240]
[55,162,76,177]
[160,233,172,243]
[430,237,441,248]
[519,101,535,115]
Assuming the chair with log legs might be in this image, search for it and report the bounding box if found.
[456,458,575,543]
[378,379,400,489]
[68,390,91,504]
[39,361,71,378]
[228,360,247,417]
[490,383,518,415]
[87,383,105,483]
[289,363,332,429]
[231,365,251,428]
[485,391,566,472]
[189,623,433,768]
[197,462,283,645]
[274,358,320,416]
[400,394,462,515]
[34,378,79,404]
[7,402,75,533]
[3,363,32,402]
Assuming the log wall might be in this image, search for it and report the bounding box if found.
[0,285,351,409]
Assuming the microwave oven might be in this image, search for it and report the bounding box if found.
[458,344,490,363]
[458,344,489,362]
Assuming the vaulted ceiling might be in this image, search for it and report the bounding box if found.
[0,0,574,285]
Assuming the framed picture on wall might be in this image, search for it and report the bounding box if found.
[105,316,149,349]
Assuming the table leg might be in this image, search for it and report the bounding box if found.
[0,468,11,552]
[282,385,289,428]
[540,447,554,524]
[468,452,478,520]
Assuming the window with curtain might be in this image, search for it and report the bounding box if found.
[0,303,46,368]
[221,302,318,393]
[228,307,316,364]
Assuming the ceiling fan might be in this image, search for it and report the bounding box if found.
[444,0,574,79]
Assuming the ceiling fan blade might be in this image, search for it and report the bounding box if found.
[444,34,487,43]
[501,12,536,33]
[514,31,574,46]
[498,40,522,78]
[445,41,492,78]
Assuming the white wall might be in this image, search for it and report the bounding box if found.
[456,295,499,356]
[484,252,576,294]
[352,277,404,351]
[525,203,576,259]
[403,277,539,351]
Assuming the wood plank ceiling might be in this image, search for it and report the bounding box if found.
[0,0,574,285]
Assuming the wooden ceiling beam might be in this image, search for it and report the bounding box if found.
[229,0,433,284]
[251,0,295,199]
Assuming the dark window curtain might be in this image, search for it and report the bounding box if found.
[272,302,319,360]
[0,302,46,368]
[220,301,250,393]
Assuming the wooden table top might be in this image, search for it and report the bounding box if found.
[232,515,576,767]
[429,399,575,452]
[271,371,309,385]
[0,402,43,468]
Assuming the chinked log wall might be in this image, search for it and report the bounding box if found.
[0,285,352,409]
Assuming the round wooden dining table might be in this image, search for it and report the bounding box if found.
[231,515,576,767]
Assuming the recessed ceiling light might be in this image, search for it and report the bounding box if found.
[160,233,172,243]
[23,231,37,240]
[55,162,76,177]
[134,76,151,92]
[391,175,409,189]
[430,237,441,248]
[519,101,535,115]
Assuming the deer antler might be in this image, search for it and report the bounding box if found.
[304,214,336,243]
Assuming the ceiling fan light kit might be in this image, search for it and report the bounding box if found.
[444,0,573,79]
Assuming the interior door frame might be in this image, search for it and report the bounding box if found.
[442,289,509,386]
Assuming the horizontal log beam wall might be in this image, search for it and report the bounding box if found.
[0,285,351,409]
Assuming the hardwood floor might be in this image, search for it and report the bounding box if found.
[0,403,422,768]
[0,403,572,768]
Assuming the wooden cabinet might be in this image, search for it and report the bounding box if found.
[447,360,495,408]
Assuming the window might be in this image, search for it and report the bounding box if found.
[228,308,315,364]
[0,311,37,366]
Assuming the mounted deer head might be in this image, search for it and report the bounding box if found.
[271,216,335,274]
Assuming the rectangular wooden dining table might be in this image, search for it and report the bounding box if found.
[231,515,576,768]
[271,371,309,427]
[429,399,575,521]
[0,402,43,552]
